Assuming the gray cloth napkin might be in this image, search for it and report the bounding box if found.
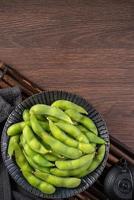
[0,87,22,200]
[0,87,43,200]
[0,87,22,123]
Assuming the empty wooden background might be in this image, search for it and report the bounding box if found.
[0,0,134,150]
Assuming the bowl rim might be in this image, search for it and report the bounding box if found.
[1,90,110,199]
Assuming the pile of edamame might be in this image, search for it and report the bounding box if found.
[7,100,106,194]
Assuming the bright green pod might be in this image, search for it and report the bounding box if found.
[55,154,94,170]
[15,144,55,194]
[23,125,49,154]
[23,171,56,194]
[51,100,88,114]
[23,150,50,173]
[30,104,73,124]
[7,121,30,136]
[8,135,20,157]
[30,115,82,159]
[78,143,95,154]
[15,144,32,172]
[78,125,105,144]
[20,135,54,167]
[49,120,78,148]
[45,153,60,162]
[23,109,30,121]
[65,109,98,135]
[23,108,47,122]
[50,153,94,177]
[34,171,81,188]
[79,144,106,177]
[55,121,89,144]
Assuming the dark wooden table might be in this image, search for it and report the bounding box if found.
[0,0,134,151]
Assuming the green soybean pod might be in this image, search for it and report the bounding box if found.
[55,121,89,144]
[40,133,82,159]
[55,154,94,170]
[49,121,95,154]
[80,116,98,135]
[79,144,106,177]
[78,143,95,154]
[20,135,54,167]
[51,100,88,114]
[51,152,65,160]
[23,171,56,194]
[23,150,50,173]
[49,120,78,148]
[8,135,20,157]
[30,104,73,124]
[15,144,55,194]
[65,109,98,135]
[34,171,81,188]
[30,115,82,159]
[23,109,30,121]
[50,168,69,177]
[7,121,30,136]
[23,108,47,122]
[45,153,60,162]
[51,153,94,177]
[23,108,46,122]
[15,144,32,172]
[23,125,49,154]
[78,125,105,144]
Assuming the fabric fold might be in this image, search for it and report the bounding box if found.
[0,87,43,200]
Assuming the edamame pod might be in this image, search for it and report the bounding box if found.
[30,115,82,159]
[50,168,70,177]
[78,125,105,144]
[65,109,98,135]
[23,150,50,173]
[55,121,89,144]
[78,143,95,154]
[50,120,95,153]
[7,121,30,136]
[23,109,30,121]
[51,100,88,114]
[8,135,20,157]
[23,125,49,154]
[15,144,32,172]
[21,135,54,167]
[39,133,82,159]
[81,116,98,135]
[49,120,78,148]
[79,144,106,177]
[45,153,59,162]
[34,171,81,188]
[55,154,94,170]
[51,153,94,177]
[15,144,55,194]
[30,104,73,124]
[23,171,56,194]
[23,109,46,122]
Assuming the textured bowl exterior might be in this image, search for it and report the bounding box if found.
[1,91,110,199]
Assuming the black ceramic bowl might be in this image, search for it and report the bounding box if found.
[1,91,110,199]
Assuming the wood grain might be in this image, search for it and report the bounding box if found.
[0,0,134,150]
